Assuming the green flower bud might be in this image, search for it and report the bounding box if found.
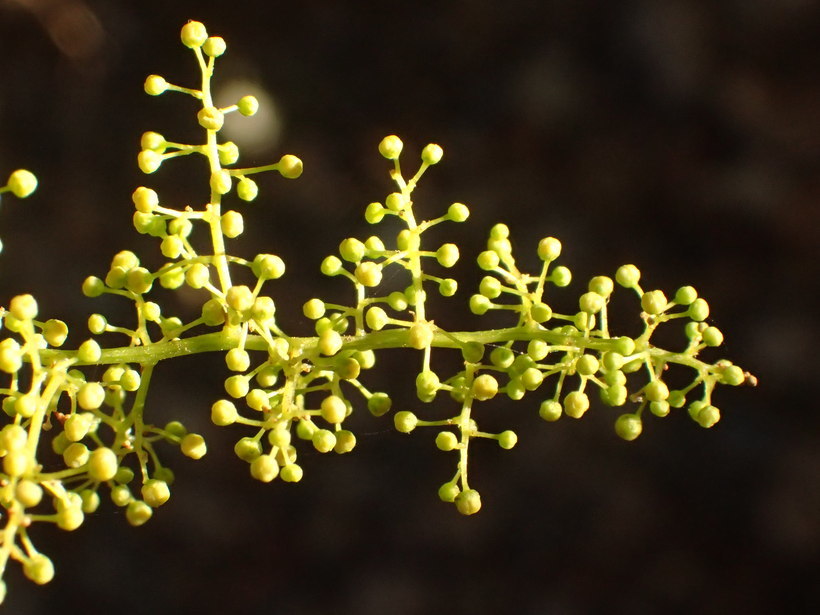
[537,237,562,261]
[551,265,572,287]
[224,375,250,398]
[366,306,388,331]
[144,74,168,95]
[203,36,226,57]
[702,326,723,347]
[237,95,259,116]
[378,135,403,160]
[365,202,385,224]
[138,149,162,174]
[435,431,459,451]
[320,395,347,424]
[319,329,343,356]
[88,447,119,482]
[563,391,589,418]
[438,481,460,503]
[276,154,303,179]
[614,414,643,441]
[140,131,166,152]
[579,291,605,314]
[312,429,337,453]
[237,177,258,201]
[368,392,392,417]
[355,261,383,286]
[461,341,485,363]
[210,169,232,194]
[180,20,208,48]
[688,298,710,322]
[421,143,443,165]
[181,433,207,459]
[234,437,262,462]
[469,294,491,315]
[280,463,303,483]
[436,243,459,268]
[644,379,669,402]
[249,255,284,282]
[615,264,641,288]
[498,430,518,449]
[650,401,670,417]
[472,374,499,401]
[221,210,244,238]
[250,455,279,482]
[42,319,68,346]
[211,399,238,426]
[447,202,470,222]
[408,322,434,350]
[674,285,697,305]
[24,554,54,585]
[7,169,38,198]
[126,500,153,526]
[394,411,418,433]
[10,293,37,321]
[439,278,458,296]
[455,489,481,515]
[477,250,500,270]
[226,285,254,312]
[82,276,105,297]
[320,255,343,276]
[15,480,43,508]
[641,290,668,315]
[141,479,170,507]
[63,442,90,468]
[416,370,440,402]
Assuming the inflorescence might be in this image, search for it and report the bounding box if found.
[0,20,755,602]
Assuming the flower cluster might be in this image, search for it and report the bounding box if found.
[0,20,755,603]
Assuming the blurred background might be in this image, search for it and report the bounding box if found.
[0,1,817,613]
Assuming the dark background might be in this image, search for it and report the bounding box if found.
[0,1,817,613]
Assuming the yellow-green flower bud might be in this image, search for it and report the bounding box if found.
[197,106,224,131]
[421,143,443,165]
[203,36,226,57]
[276,154,303,179]
[378,135,403,160]
[180,20,208,48]
[237,95,259,116]
[7,169,38,198]
[144,74,168,95]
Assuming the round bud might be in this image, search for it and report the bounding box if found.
[551,266,572,287]
[469,294,491,315]
[644,379,669,402]
[650,401,670,417]
[203,36,226,57]
[221,211,244,238]
[614,414,643,441]
[355,261,383,287]
[41,319,68,347]
[88,447,119,482]
[319,329,343,356]
[472,374,499,401]
[320,395,347,424]
[393,411,418,433]
[455,489,481,515]
[378,135,403,160]
[438,482,460,503]
[312,429,337,453]
[477,250,500,270]
[180,433,207,459]
[320,255,343,276]
[280,463,303,483]
[385,192,408,212]
[277,154,303,179]
[180,20,208,48]
[211,399,238,426]
[77,382,105,410]
[688,298,710,322]
[210,169,232,194]
[702,326,723,347]
[237,177,258,201]
[365,306,388,331]
[252,253,286,280]
[435,431,459,451]
[563,391,590,419]
[141,479,170,507]
[615,264,641,288]
[250,455,279,482]
[537,237,562,261]
[82,276,105,297]
[237,95,259,116]
[7,169,38,198]
[234,437,262,462]
[461,341,485,363]
[218,141,239,165]
[576,354,600,376]
[126,500,153,526]
[613,336,636,356]
[589,275,614,298]
[498,430,518,449]
[10,293,38,321]
[333,430,357,454]
[140,131,165,151]
[408,322,434,350]
[15,480,43,508]
[367,392,392,417]
[138,150,162,174]
[24,554,54,585]
[674,285,697,305]
[448,202,470,222]
[489,346,515,369]
[641,290,668,315]
[579,291,605,314]
[143,74,168,96]
[436,243,459,268]
[365,202,385,224]
[720,365,745,386]
[63,442,90,468]
[421,143,443,165]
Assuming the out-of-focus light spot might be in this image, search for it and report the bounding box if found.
[217,80,281,157]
